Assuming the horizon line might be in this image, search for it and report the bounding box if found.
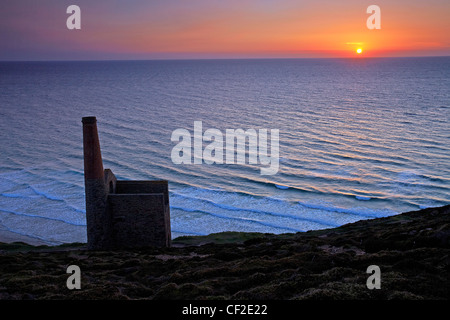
[1,55,449,63]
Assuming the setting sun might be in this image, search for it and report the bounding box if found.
[356,48,363,54]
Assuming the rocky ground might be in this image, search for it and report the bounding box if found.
[0,205,448,300]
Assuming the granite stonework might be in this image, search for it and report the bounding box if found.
[82,117,171,250]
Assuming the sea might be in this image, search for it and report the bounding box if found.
[0,57,449,245]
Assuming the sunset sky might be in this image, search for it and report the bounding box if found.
[1,0,449,60]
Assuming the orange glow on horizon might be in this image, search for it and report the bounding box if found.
[14,1,447,60]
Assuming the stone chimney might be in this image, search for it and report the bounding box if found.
[82,116,112,250]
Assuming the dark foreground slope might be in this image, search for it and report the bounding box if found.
[0,205,449,300]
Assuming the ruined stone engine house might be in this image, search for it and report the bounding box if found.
[82,116,171,250]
